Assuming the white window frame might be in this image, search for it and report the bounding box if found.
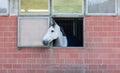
[86,0,117,16]
[117,0,120,15]
[0,0,9,16]
[19,0,50,15]
[10,0,19,16]
[52,0,84,17]
[18,17,50,48]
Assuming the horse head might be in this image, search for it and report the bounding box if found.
[43,20,68,47]
[42,20,60,46]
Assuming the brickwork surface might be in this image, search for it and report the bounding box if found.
[0,16,120,73]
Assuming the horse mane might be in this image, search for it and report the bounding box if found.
[52,19,66,36]
[60,26,66,36]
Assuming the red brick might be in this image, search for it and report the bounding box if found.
[75,59,83,64]
[111,59,120,64]
[13,54,21,58]
[94,27,103,31]
[0,59,7,63]
[0,64,2,69]
[65,59,75,64]
[0,38,4,43]
[0,16,9,20]
[88,65,99,69]
[16,70,27,73]
[8,59,17,63]
[27,59,36,63]
[0,48,8,52]
[7,48,18,52]
[55,59,64,64]
[98,32,107,36]
[8,70,16,73]
[4,32,14,37]
[85,59,94,64]
[0,43,4,48]
[0,27,8,31]
[86,27,93,31]
[93,16,103,21]
[13,64,22,69]
[8,27,17,31]
[8,38,16,43]
[103,16,116,20]
[107,54,117,58]
[3,54,13,58]
[106,65,116,69]
[36,70,46,73]
[93,59,102,65]
[31,64,41,69]
[3,64,12,69]
[31,54,40,58]
[88,21,98,26]
[22,64,31,69]
[70,54,79,58]
[58,53,70,59]
[23,54,31,58]
[0,32,4,36]
[27,70,36,73]
[112,70,120,73]
[0,70,7,73]
[4,43,15,48]
[40,54,50,58]
[52,70,65,73]
[102,60,112,64]
[17,59,26,63]
[85,17,93,21]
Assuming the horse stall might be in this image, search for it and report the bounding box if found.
[54,18,84,47]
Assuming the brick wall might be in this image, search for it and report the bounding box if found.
[0,16,120,73]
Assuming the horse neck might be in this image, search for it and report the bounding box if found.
[53,24,67,47]
[54,32,64,46]
[55,26,67,47]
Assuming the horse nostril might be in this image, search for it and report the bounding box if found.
[43,40,49,45]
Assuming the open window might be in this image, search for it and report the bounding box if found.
[53,18,84,47]
[52,0,84,47]
[86,0,117,15]
[18,17,49,47]
[19,0,49,15]
[0,0,9,16]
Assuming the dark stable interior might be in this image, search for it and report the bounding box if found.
[54,18,84,47]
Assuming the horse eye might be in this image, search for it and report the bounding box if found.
[51,30,54,32]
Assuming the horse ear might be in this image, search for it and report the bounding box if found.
[52,20,56,27]
[51,19,56,27]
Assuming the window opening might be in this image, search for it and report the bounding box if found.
[53,18,84,47]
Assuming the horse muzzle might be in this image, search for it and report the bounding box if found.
[43,40,49,46]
